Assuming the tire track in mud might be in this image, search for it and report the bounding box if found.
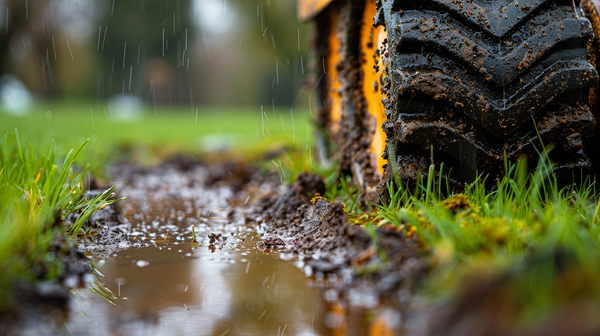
[74,157,427,334]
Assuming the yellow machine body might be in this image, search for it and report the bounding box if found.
[298,0,336,21]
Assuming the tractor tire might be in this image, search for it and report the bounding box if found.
[307,0,600,201]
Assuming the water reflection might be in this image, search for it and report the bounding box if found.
[64,233,326,336]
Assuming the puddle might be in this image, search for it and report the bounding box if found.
[17,161,357,336]
[63,237,324,336]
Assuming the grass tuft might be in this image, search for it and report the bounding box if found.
[0,129,125,310]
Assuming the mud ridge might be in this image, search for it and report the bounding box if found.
[253,172,427,312]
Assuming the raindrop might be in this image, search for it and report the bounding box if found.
[122,42,127,68]
[97,26,101,51]
[65,38,74,61]
[102,27,108,50]
[90,107,94,130]
[290,109,295,143]
[52,36,56,59]
[128,66,133,90]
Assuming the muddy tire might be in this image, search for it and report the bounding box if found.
[378,0,598,186]
[309,0,599,199]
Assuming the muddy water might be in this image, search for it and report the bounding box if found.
[37,162,347,336]
[65,235,326,336]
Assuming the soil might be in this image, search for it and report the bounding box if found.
[0,236,89,335]
[3,154,428,334]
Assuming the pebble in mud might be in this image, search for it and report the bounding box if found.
[207,232,244,252]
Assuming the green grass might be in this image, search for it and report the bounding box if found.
[0,101,313,175]
[1,101,312,144]
[286,138,600,320]
[350,149,600,318]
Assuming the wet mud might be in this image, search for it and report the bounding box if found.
[252,172,427,334]
[409,273,600,336]
[4,156,270,335]
[0,236,89,335]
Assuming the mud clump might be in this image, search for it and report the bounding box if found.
[258,171,325,221]
[0,233,90,335]
[259,199,371,265]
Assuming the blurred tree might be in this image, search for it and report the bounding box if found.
[97,0,197,106]
[0,0,98,97]
[0,0,311,106]
[1,0,58,95]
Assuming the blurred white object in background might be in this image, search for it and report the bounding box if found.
[107,94,144,121]
[199,134,235,152]
[0,75,33,116]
